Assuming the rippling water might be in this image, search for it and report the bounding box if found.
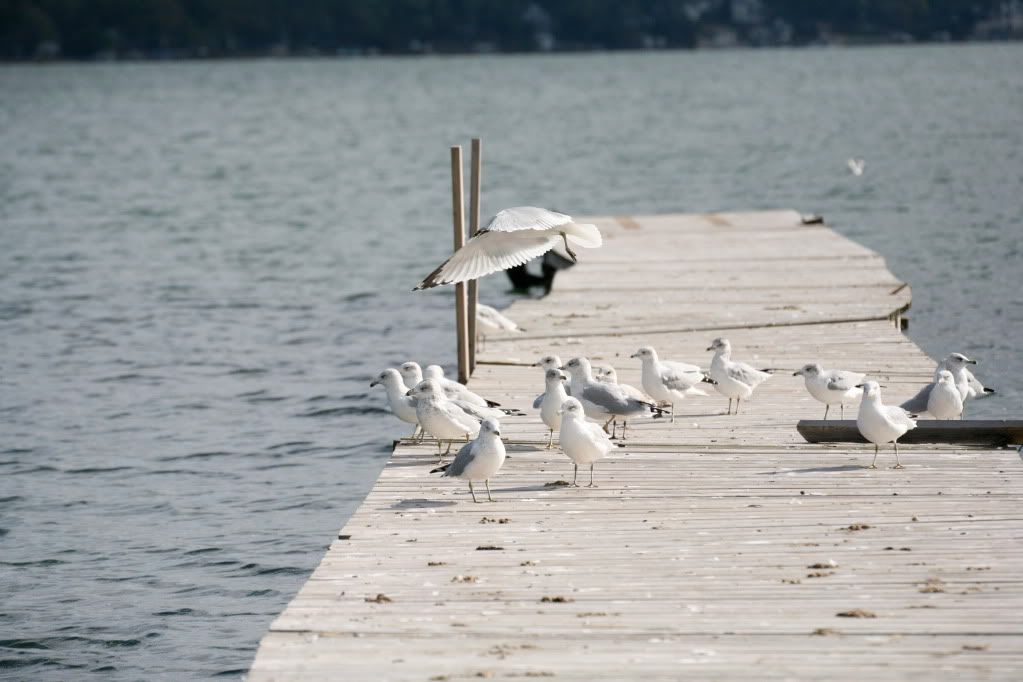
[2,45,1020,679]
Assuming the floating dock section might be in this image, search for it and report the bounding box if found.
[249,211,1021,680]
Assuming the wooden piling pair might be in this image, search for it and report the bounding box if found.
[450,139,482,384]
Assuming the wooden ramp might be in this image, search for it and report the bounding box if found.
[248,211,1022,681]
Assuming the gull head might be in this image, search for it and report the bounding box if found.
[424,365,445,380]
[630,346,657,362]
[561,357,592,378]
[399,361,423,382]
[855,380,882,399]
[370,368,402,388]
[545,368,568,384]
[408,380,441,399]
[534,355,563,370]
[706,337,730,353]
[595,366,618,383]
[936,369,955,384]
[946,352,976,367]
[793,363,822,377]
[558,397,584,416]
[480,418,501,438]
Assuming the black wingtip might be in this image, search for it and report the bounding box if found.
[486,400,502,408]
[759,368,773,374]
[701,376,717,385]
[429,464,450,474]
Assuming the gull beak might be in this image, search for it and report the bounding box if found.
[370,380,379,387]
[493,430,501,437]
[629,352,639,359]
[557,408,565,416]
[855,383,864,388]
[705,346,714,351]
[968,359,978,365]
[792,371,800,376]
[405,389,413,396]
[558,365,568,371]
[559,372,568,381]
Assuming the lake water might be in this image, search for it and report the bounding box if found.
[1,44,1020,679]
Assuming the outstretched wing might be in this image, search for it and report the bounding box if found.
[484,206,572,233]
[899,383,933,414]
[415,230,559,289]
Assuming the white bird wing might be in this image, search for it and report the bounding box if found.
[581,419,613,448]
[964,369,992,397]
[659,361,703,390]
[532,393,545,410]
[484,206,573,232]
[884,404,917,429]
[477,304,520,331]
[825,370,864,392]
[415,230,559,289]
[727,361,770,386]
[450,399,501,422]
[437,399,484,429]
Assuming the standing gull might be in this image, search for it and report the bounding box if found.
[936,353,995,407]
[475,303,523,352]
[631,346,709,423]
[370,368,421,439]
[561,357,659,440]
[408,380,481,456]
[532,355,566,409]
[793,363,864,419]
[430,419,506,503]
[707,338,771,415]
[557,398,614,487]
[414,207,602,289]
[900,370,964,419]
[856,380,917,469]
[538,368,569,449]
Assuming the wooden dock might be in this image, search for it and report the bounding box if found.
[248,211,1022,680]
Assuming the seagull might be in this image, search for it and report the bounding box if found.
[408,380,481,456]
[430,418,506,503]
[422,364,502,408]
[706,338,771,415]
[532,355,566,409]
[538,368,569,449]
[561,357,660,440]
[936,353,995,405]
[847,158,865,176]
[631,346,709,423]
[793,363,864,419]
[856,380,917,469]
[414,207,602,289]
[370,368,421,439]
[592,364,656,430]
[557,398,614,487]
[900,369,965,419]
[399,361,424,388]
[475,303,523,352]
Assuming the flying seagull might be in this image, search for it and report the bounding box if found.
[414,207,602,290]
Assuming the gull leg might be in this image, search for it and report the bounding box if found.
[735,398,741,415]
[561,233,578,261]
[870,444,879,469]
[670,403,675,424]
[572,463,579,487]
[469,481,479,503]
[841,404,845,420]
[587,463,596,488]
[485,479,494,502]
[465,433,470,442]
[602,417,614,434]
[727,398,732,415]
[824,404,829,420]
[893,441,904,469]
[546,429,554,449]
[445,441,453,455]
[410,424,419,438]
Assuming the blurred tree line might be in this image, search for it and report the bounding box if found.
[0,0,1016,59]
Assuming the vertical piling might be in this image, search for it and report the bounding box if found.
[467,138,482,373]
[450,146,470,384]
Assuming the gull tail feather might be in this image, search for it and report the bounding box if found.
[563,223,602,248]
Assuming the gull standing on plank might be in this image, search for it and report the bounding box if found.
[557,398,614,487]
[423,364,502,408]
[414,207,602,289]
[370,368,421,439]
[631,346,710,423]
[532,355,566,409]
[561,357,660,440]
[936,352,995,406]
[430,419,506,503]
[847,158,865,176]
[793,363,864,419]
[900,370,965,419]
[538,369,570,449]
[856,380,917,469]
[707,338,772,415]
[408,380,481,457]
[476,303,523,352]
[592,365,656,430]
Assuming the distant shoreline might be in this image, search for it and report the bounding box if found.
[3,37,1021,65]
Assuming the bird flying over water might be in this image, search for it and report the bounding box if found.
[414,207,602,290]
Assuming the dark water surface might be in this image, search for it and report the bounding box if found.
[1,45,1021,679]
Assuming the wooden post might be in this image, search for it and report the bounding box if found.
[450,146,470,384]
[467,138,482,373]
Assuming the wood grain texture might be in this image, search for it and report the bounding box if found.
[248,211,1021,681]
